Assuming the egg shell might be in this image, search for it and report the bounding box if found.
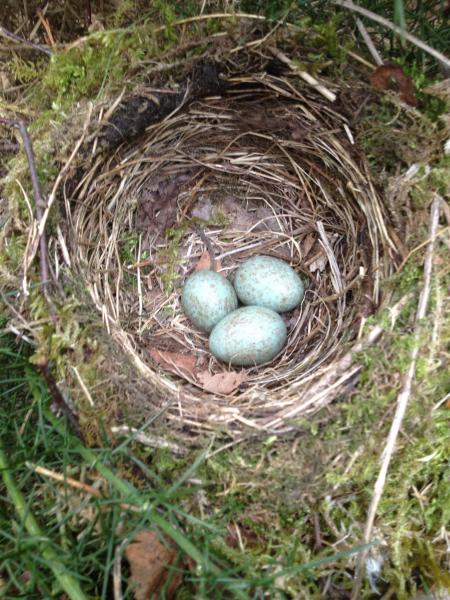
[182,270,238,332]
[234,255,304,313]
[209,306,287,366]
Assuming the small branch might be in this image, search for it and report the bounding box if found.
[334,0,450,72]
[0,118,52,299]
[351,195,442,599]
[37,9,56,47]
[113,539,128,600]
[111,426,187,456]
[27,462,140,512]
[36,362,82,440]
[355,18,383,66]
[268,46,337,102]
[0,25,52,57]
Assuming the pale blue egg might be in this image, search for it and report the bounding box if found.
[182,270,238,332]
[209,306,287,366]
[234,255,304,313]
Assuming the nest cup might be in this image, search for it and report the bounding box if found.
[66,61,395,433]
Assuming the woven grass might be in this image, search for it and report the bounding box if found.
[60,43,398,434]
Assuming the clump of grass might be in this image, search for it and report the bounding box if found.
[1,320,376,598]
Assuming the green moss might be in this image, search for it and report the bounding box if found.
[159,223,189,294]
[9,56,46,84]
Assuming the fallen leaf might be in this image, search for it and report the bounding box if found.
[149,349,197,381]
[197,370,247,394]
[125,530,181,600]
[194,251,223,273]
[368,64,417,106]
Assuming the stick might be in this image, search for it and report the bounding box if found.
[355,18,383,66]
[19,103,93,289]
[268,46,337,102]
[350,195,442,599]
[35,362,82,440]
[334,0,450,72]
[0,118,52,299]
[0,25,52,56]
[111,426,187,456]
[113,539,128,600]
[27,462,139,512]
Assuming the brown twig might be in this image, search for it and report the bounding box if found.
[36,362,82,440]
[334,0,450,72]
[0,118,52,300]
[350,195,442,599]
[268,46,337,102]
[84,0,92,29]
[0,25,52,57]
[37,9,56,47]
[27,462,139,512]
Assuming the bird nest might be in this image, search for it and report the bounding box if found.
[65,60,396,435]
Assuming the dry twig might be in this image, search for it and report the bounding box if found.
[351,195,442,599]
[0,25,52,56]
[0,118,52,299]
[334,0,450,71]
[268,46,337,102]
[355,18,383,66]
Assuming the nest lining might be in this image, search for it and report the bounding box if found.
[66,71,395,431]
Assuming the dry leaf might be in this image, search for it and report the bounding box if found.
[195,251,212,271]
[125,530,181,600]
[197,370,247,394]
[194,251,223,273]
[149,349,197,381]
[368,64,417,107]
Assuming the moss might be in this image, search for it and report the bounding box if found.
[159,223,189,294]
[41,28,157,109]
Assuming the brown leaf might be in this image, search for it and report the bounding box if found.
[149,349,197,381]
[368,64,417,106]
[194,251,223,273]
[125,530,181,600]
[197,370,247,394]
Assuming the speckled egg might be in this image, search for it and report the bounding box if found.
[209,306,287,366]
[182,270,238,332]
[234,255,304,313]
